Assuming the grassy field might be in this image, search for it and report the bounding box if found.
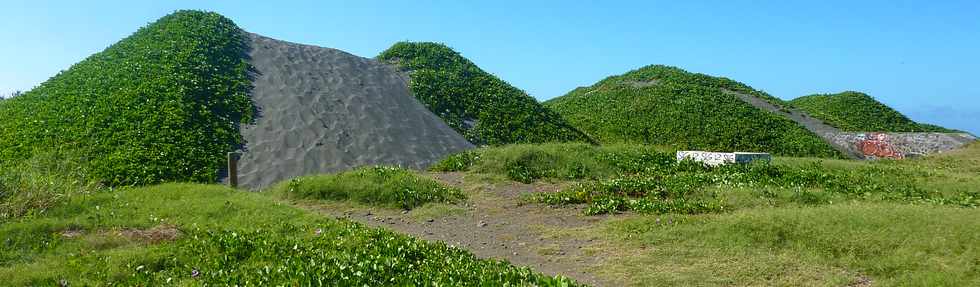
[3,140,976,285]
[546,143,980,285]
[0,182,576,286]
[433,142,978,214]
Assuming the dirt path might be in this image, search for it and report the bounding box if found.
[302,172,619,286]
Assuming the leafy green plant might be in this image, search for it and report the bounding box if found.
[543,65,842,158]
[377,42,594,145]
[278,166,464,209]
[789,91,957,132]
[0,10,253,186]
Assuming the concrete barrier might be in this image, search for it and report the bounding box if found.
[677,151,772,166]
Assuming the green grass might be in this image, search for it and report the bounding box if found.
[430,143,677,183]
[0,183,577,286]
[272,166,465,210]
[434,143,979,215]
[0,151,102,221]
[602,203,980,286]
[377,42,594,145]
[537,143,980,286]
[543,65,842,157]
[0,10,253,186]
[789,91,956,132]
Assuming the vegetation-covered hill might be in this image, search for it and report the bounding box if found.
[543,65,841,157]
[377,42,593,145]
[0,11,253,185]
[789,91,956,132]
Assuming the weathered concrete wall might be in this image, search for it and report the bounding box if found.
[677,151,772,166]
[827,132,976,159]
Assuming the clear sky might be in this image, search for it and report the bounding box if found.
[2,0,977,134]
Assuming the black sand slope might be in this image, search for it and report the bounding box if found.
[237,34,474,189]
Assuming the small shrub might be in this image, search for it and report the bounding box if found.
[428,150,480,172]
[281,166,464,209]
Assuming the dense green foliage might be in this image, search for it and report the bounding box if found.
[377,42,593,145]
[789,91,956,132]
[277,166,464,210]
[0,184,576,286]
[0,10,253,186]
[544,65,841,157]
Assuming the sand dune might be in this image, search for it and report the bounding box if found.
[236,34,474,189]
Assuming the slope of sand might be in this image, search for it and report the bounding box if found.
[237,34,474,189]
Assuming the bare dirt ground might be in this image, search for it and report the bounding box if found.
[302,172,620,286]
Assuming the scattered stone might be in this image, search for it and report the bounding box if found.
[426,218,435,223]
[477,221,488,227]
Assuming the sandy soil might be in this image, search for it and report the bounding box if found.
[236,34,474,189]
[303,172,620,286]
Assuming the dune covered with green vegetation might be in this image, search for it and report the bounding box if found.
[0,10,253,186]
[377,42,593,145]
[789,91,957,132]
[544,65,841,157]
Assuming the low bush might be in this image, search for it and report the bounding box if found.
[278,166,464,209]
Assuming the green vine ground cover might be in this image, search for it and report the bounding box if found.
[0,184,577,286]
[0,10,253,186]
[543,65,842,158]
[789,91,957,132]
[377,42,593,145]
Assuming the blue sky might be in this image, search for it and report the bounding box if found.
[1,1,977,134]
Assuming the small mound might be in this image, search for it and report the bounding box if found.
[544,65,842,157]
[377,42,593,145]
[275,166,463,210]
[238,35,474,189]
[789,91,957,132]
